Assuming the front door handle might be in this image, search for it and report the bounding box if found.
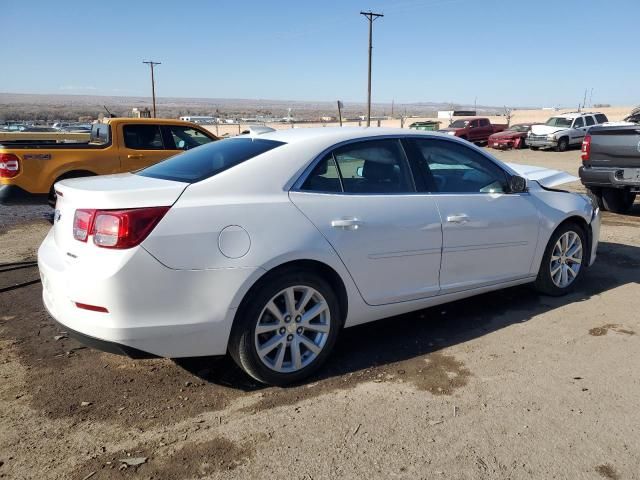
[127,153,144,159]
[331,218,362,230]
[446,214,470,224]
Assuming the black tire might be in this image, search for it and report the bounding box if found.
[555,137,569,152]
[229,269,342,386]
[530,146,539,151]
[586,188,604,210]
[534,222,587,296]
[602,188,636,214]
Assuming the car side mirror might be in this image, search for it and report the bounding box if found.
[510,175,528,193]
[356,166,364,177]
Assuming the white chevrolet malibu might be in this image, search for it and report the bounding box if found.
[38,128,600,385]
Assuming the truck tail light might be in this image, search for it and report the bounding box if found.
[73,207,169,248]
[0,153,20,178]
[581,134,591,162]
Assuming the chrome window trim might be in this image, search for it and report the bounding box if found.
[290,134,518,196]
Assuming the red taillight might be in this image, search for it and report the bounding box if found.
[581,134,591,162]
[73,207,169,249]
[73,209,96,242]
[0,153,20,178]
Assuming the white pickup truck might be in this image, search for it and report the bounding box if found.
[527,112,608,152]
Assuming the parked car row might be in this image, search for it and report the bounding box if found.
[437,112,610,152]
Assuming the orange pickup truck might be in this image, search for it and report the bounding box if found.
[0,118,218,205]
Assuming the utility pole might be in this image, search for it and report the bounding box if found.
[360,11,383,127]
[143,60,161,118]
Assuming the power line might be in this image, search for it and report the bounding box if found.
[142,60,161,118]
[360,11,384,127]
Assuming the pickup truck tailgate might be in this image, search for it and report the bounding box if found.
[590,126,640,167]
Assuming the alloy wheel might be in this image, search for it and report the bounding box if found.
[550,231,583,288]
[254,285,331,373]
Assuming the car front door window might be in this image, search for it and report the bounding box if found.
[410,139,508,194]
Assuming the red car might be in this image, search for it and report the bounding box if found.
[488,123,537,150]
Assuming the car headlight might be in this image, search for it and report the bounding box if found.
[447,131,456,136]
[547,134,556,140]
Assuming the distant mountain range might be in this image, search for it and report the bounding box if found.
[0,92,518,121]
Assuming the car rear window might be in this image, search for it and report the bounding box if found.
[137,138,285,183]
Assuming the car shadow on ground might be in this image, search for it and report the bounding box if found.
[177,240,640,391]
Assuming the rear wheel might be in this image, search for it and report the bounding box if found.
[555,137,569,152]
[602,188,636,214]
[229,269,341,386]
[530,146,539,151]
[48,171,95,207]
[534,222,586,296]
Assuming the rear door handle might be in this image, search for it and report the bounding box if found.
[446,214,470,224]
[331,218,362,230]
[127,153,144,159]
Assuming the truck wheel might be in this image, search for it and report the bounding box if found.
[586,188,604,210]
[602,188,636,214]
[48,171,96,207]
[555,137,569,152]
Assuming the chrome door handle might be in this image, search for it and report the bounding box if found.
[331,218,362,230]
[127,153,144,159]
[446,214,469,223]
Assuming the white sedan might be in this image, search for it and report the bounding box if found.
[38,128,600,385]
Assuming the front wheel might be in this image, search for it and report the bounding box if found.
[586,188,604,210]
[534,223,587,296]
[555,137,569,152]
[229,270,341,386]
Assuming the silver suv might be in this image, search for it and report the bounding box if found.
[527,112,609,152]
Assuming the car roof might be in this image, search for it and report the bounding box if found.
[248,126,443,145]
[551,111,602,119]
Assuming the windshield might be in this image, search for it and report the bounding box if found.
[449,120,470,128]
[137,137,285,183]
[507,124,529,132]
[545,117,572,128]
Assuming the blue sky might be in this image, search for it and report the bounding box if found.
[3,0,639,107]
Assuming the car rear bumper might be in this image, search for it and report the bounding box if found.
[0,184,48,205]
[489,139,516,149]
[37,229,261,358]
[579,166,640,190]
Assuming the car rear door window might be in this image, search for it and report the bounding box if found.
[595,114,608,124]
[585,116,595,126]
[137,137,285,183]
[334,139,414,194]
[409,138,508,193]
[300,154,342,193]
[301,139,415,194]
[123,125,164,150]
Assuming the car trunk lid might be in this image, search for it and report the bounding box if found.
[52,173,187,254]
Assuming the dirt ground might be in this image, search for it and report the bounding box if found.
[1,147,639,480]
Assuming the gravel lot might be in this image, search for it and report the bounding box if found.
[1,147,639,479]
